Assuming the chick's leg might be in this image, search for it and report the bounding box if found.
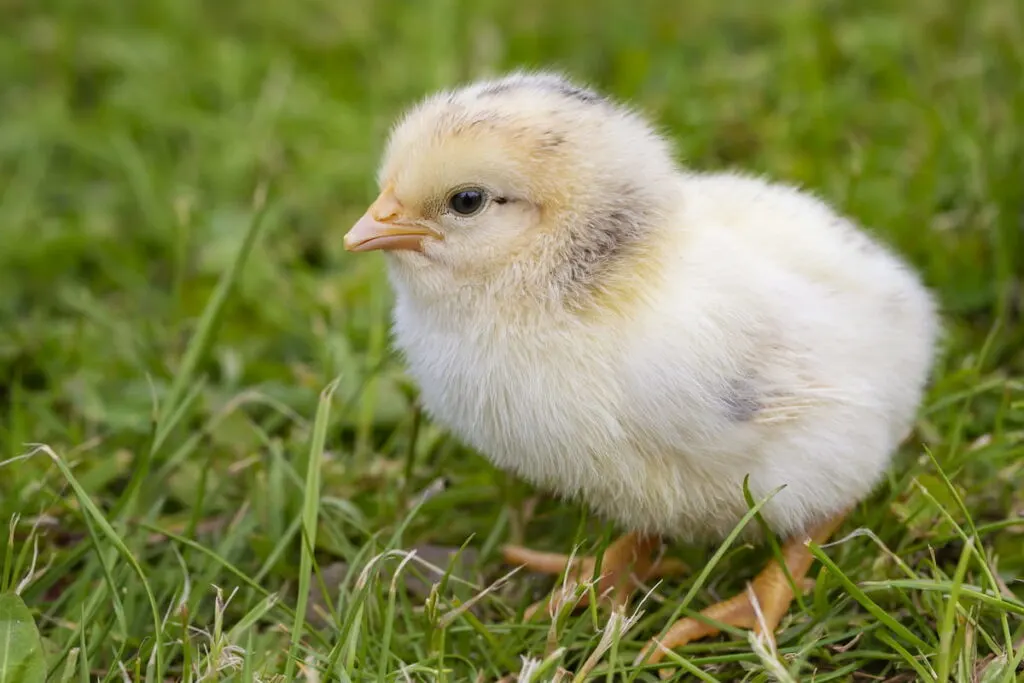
[639,513,846,665]
[503,533,686,617]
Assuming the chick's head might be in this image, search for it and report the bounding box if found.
[345,72,681,305]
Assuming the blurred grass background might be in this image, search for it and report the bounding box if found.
[0,0,1022,680]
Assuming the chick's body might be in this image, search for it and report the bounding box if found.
[345,71,939,658]
[391,171,936,543]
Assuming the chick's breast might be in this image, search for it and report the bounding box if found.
[389,173,938,544]
[390,288,638,497]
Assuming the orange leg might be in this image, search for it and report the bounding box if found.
[502,533,687,618]
[637,512,847,666]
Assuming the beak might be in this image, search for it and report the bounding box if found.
[344,187,441,253]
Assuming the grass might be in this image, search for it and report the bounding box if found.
[0,0,1022,680]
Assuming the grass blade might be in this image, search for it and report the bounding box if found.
[283,378,339,680]
[0,592,46,683]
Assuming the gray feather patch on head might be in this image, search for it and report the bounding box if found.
[550,183,653,299]
[475,72,605,106]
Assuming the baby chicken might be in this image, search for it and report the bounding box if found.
[344,72,939,663]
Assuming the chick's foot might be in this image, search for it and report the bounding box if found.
[637,513,846,666]
[502,532,686,619]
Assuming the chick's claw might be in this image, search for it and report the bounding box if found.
[637,564,792,666]
[502,532,687,618]
[637,513,846,666]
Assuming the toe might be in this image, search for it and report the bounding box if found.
[501,545,576,575]
[636,591,760,665]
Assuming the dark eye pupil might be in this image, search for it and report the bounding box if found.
[450,190,484,215]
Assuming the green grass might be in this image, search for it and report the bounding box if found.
[1,0,1022,680]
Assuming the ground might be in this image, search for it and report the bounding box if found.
[0,0,1022,681]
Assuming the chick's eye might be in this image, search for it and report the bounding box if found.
[448,189,486,216]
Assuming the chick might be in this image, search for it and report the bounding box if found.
[344,71,939,663]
